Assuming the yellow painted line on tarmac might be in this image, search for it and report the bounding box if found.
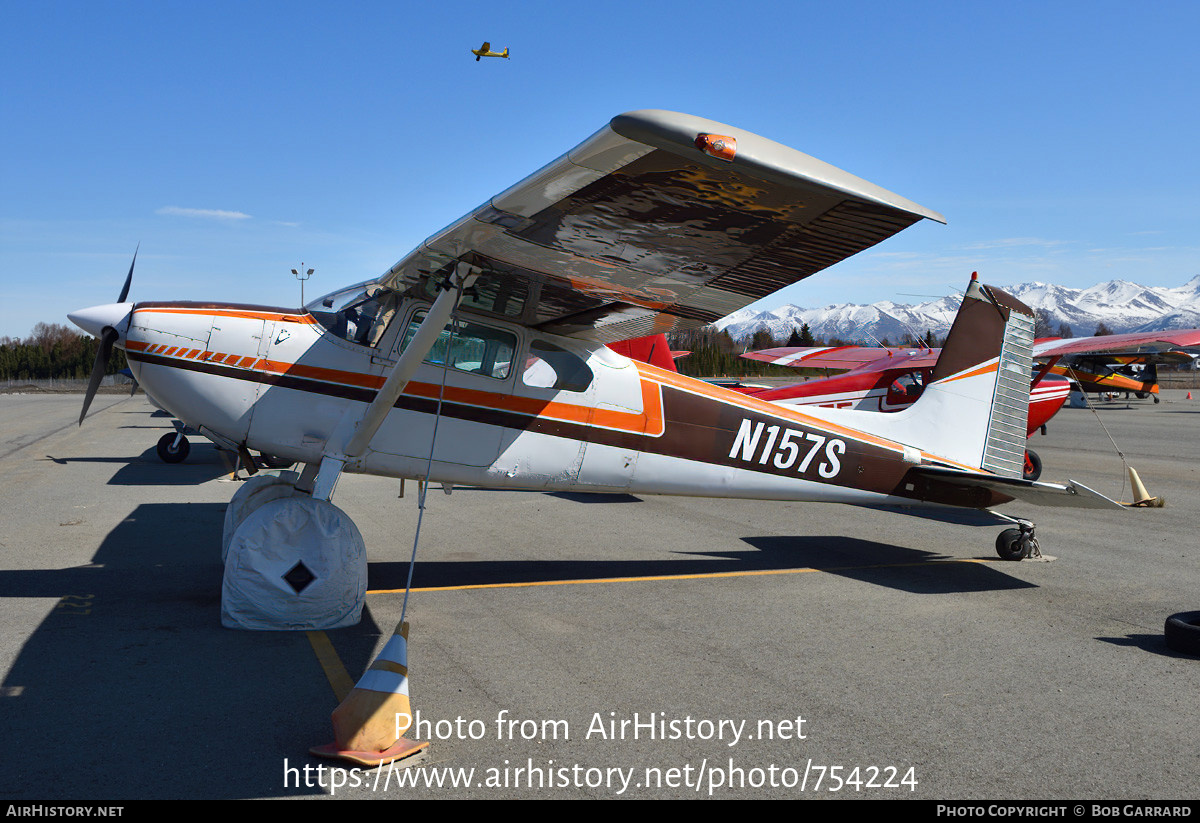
[307,630,356,701]
[367,558,996,595]
[310,559,996,698]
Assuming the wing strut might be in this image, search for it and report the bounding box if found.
[310,264,477,501]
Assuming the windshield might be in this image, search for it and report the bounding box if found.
[307,282,398,348]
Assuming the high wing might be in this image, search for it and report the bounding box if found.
[375,110,945,343]
[741,345,941,373]
[1033,329,1200,359]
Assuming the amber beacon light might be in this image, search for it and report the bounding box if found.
[694,133,737,161]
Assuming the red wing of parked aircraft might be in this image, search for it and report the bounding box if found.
[1032,330,1200,358]
[745,326,1200,374]
[741,345,940,374]
[1034,331,1200,396]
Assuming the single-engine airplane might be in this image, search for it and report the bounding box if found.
[472,41,509,61]
[1037,341,1200,401]
[69,110,1124,628]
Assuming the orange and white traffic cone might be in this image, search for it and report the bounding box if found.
[1126,466,1164,508]
[311,621,429,767]
[1187,392,1193,400]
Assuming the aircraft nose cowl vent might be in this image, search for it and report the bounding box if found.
[283,561,317,594]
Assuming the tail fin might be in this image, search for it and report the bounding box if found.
[907,274,1034,474]
[607,333,679,372]
[819,274,1035,474]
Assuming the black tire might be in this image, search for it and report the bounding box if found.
[995,528,1027,561]
[1023,449,1043,482]
[1164,611,1200,656]
[1135,391,1149,399]
[157,432,190,463]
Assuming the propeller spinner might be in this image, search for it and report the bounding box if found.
[69,247,138,425]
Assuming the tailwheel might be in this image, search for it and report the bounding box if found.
[1023,449,1042,481]
[996,520,1040,561]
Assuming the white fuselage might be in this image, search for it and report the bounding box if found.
[121,297,988,508]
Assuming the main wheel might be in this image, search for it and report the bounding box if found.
[1023,449,1043,482]
[156,432,190,463]
[995,528,1028,561]
[1164,611,1200,656]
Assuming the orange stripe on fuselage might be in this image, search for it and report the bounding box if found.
[132,328,664,437]
[940,360,999,384]
[135,306,316,324]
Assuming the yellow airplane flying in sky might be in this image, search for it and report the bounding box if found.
[472,41,509,61]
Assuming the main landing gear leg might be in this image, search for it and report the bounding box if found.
[994,518,1041,561]
[221,264,478,630]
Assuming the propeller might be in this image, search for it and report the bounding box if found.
[78,246,137,425]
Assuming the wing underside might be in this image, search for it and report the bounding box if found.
[1034,330,1200,359]
[378,110,944,343]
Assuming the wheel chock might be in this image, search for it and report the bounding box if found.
[310,621,429,767]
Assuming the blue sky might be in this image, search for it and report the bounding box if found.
[3,0,1199,338]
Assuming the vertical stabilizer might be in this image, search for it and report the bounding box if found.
[812,275,1035,474]
[918,275,1035,474]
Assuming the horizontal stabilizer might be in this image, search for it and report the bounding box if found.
[911,466,1122,510]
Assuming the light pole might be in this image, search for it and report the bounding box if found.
[291,264,314,307]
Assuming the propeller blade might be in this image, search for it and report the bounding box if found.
[117,244,138,304]
[79,327,119,425]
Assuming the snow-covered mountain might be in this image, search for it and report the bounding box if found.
[716,276,1200,343]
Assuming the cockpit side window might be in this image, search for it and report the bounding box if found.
[399,311,516,380]
[308,285,399,348]
[522,340,593,392]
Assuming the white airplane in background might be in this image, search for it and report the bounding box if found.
[69,110,1121,628]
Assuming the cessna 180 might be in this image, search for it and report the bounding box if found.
[69,110,1121,627]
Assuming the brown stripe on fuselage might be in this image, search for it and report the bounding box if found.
[128,346,928,498]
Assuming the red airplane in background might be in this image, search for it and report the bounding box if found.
[735,327,1200,480]
[735,344,1063,480]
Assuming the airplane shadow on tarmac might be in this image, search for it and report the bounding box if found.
[0,502,351,799]
[41,445,235,486]
[367,535,1034,595]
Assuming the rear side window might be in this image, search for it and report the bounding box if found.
[522,340,593,392]
[400,312,516,380]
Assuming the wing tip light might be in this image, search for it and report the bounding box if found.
[695,133,736,162]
